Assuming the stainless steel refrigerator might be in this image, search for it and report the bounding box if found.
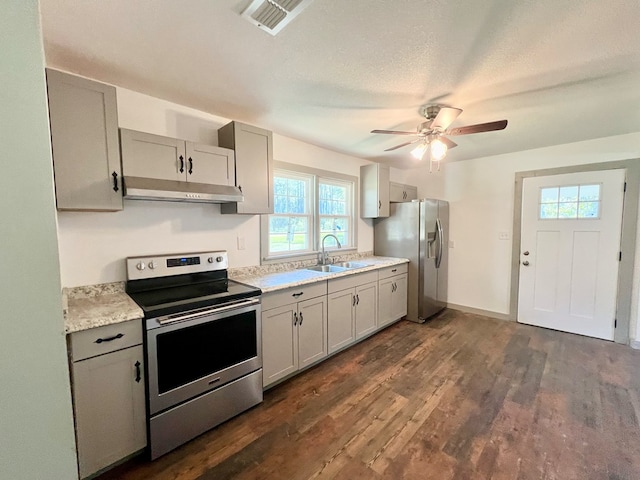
[374,199,449,323]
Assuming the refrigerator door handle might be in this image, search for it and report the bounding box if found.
[435,218,444,269]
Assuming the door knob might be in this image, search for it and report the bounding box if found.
[522,261,530,266]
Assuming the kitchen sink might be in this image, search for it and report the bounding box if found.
[333,261,368,269]
[305,265,348,273]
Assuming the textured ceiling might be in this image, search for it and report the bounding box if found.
[40,0,640,167]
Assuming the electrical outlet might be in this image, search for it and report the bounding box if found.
[237,236,245,250]
[498,232,510,240]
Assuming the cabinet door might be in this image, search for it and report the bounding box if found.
[185,142,235,186]
[262,304,298,387]
[297,296,328,369]
[404,185,418,201]
[392,273,408,320]
[390,182,418,202]
[355,282,378,339]
[219,122,273,215]
[360,164,389,218]
[46,69,122,211]
[328,289,355,353]
[73,345,146,478]
[389,182,406,203]
[120,129,185,181]
[378,277,394,328]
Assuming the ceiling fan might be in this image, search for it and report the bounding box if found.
[371,105,507,169]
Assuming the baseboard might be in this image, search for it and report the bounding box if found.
[630,339,640,350]
[446,303,513,322]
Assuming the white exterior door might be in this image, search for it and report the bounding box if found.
[518,169,625,340]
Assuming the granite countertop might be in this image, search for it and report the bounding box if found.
[63,255,408,333]
[63,282,144,334]
[231,256,408,293]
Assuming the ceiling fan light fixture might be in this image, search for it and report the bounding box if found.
[411,142,428,160]
[430,138,448,161]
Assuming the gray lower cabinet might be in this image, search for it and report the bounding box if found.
[360,163,390,218]
[218,121,274,215]
[327,289,355,353]
[327,271,379,353]
[390,182,418,202]
[120,129,235,185]
[46,69,123,211]
[378,270,408,328]
[69,321,146,479]
[262,283,328,388]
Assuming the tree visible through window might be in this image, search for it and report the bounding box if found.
[265,166,356,258]
[539,184,601,219]
[319,179,351,247]
[270,173,312,253]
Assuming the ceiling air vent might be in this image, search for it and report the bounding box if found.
[241,0,314,35]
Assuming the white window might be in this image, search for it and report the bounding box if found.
[539,184,601,220]
[262,162,357,262]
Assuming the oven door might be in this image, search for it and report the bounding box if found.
[145,298,261,415]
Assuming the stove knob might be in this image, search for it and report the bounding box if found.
[148,261,158,270]
[136,261,146,271]
[216,256,224,263]
[207,257,214,263]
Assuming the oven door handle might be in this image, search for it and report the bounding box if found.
[157,298,260,325]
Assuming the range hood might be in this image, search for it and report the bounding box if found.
[123,177,243,204]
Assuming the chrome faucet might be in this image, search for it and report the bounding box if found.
[319,234,342,265]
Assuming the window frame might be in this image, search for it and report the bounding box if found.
[538,183,602,220]
[260,161,358,264]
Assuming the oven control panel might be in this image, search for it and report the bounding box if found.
[126,251,229,280]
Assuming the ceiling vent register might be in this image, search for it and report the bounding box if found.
[241,0,314,35]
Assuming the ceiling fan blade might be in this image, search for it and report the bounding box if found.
[371,129,417,135]
[438,136,457,149]
[384,139,420,151]
[445,119,508,136]
[431,107,463,131]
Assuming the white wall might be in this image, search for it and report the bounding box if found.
[0,2,78,478]
[57,87,374,287]
[406,132,640,340]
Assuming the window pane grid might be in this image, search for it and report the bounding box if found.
[266,168,356,258]
[539,184,601,220]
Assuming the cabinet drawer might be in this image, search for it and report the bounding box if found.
[378,263,408,280]
[70,320,143,362]
[262,281,327,311]
[328,270,378,294]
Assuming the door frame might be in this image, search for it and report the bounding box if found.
[509,160,640,344]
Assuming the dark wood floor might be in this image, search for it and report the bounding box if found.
[100,310,640,480]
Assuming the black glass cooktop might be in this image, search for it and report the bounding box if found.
[127,277,261,318]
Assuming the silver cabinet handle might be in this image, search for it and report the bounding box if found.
[435,218,444,269]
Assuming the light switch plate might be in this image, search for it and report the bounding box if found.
[498,232,510,240]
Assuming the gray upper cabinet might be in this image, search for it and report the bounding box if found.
[390,182,418,202]
[360,163,390,218]
[186,141,235,185]
[120,129,235,186]
[218,121,273,215]
[46,69,123,211]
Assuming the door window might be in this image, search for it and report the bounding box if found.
[539,184,601,220]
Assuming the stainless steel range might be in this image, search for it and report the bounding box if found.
[126,251,262,459]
